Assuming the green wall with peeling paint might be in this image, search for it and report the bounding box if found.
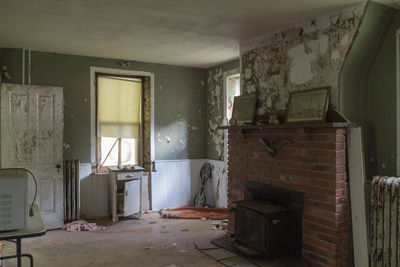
[340,2,400,177]
[0,48,207,162]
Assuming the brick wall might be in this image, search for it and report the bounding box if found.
[227,127,350,267]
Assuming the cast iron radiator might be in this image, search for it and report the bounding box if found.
[64,159,80,222]
[371,176,400,266]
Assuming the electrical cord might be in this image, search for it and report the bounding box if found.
[0,168,37,217]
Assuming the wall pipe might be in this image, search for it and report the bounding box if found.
[28,49,31,85]
[22,48,25,85]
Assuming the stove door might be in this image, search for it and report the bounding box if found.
[235,207,267,252]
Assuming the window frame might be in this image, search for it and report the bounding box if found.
[95,72,145,169]
[223,68,240,164]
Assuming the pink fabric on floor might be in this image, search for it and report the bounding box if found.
[63,220,105,232]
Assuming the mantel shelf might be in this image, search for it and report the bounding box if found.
[217,122,356,130]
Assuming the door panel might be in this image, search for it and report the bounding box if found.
[9,91,33,165]
[37,94,55,163]
[38,179,55,212]
[1,84,64,229]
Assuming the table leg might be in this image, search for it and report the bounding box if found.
[22,254,33,267]
[16,239,21,267]
[0,254,33,267]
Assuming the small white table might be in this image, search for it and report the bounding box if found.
[0,205,46,267]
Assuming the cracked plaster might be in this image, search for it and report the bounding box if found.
[241,4,365,116]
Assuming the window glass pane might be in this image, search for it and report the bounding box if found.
[121,138,140,166]
[226,74,240,120]
[100,137,118,167]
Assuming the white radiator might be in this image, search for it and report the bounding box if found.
[64,160,80,222]
[370,176,400,267]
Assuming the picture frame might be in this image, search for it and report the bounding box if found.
[285,87,330,123]
[232,93,257,124]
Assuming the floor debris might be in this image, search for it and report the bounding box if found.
[212,219,228,230]
[63,220,105,232]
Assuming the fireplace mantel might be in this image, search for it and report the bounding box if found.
[218,122,355,131]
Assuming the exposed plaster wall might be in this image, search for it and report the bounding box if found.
[240,3,365,116]
[206,60,239,160]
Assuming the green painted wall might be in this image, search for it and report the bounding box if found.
[0,49,207,162]
[206,60,239,160]
[339,1,398,178]
[367,9,400,176]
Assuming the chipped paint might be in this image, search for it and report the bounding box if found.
[206,67,225,160]
[206,159,228,207]
[241,4,364,115]
[288,44,317,84]
[206,61,240,160]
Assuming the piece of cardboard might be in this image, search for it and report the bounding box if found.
[347,127,369,267]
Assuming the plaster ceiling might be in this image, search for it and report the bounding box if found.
[0,0,367,68]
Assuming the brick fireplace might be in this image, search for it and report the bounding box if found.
[227,125,351,267]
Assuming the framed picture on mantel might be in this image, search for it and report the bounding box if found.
[232,93,257,124]
[285,87,330,123]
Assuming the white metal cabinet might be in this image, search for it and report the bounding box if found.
[109,170,142,223]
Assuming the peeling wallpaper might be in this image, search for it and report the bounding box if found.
[206,60,239,160]
[241,3,365,117]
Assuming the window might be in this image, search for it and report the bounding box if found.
[96,75,143,168]
[225,73,240,121]
[223,70,240,164]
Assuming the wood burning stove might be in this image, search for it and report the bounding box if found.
[234,181,304,258]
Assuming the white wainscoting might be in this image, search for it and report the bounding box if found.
[79,163,110,219]
[78,159,228,216]
[152,159,228,210]
[152,159,205,210]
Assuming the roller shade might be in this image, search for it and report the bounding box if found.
[97,76,142,138]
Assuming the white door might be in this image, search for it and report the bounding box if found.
[1,83,64,229]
